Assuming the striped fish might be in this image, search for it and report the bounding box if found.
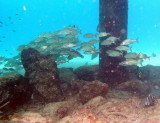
[145,94,156,106]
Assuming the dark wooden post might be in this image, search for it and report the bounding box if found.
[99,0,129,86]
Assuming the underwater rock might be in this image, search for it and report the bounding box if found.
[21,48,62,102]
[57,107,109,123]
[61,80,86,100]
[74,65,99,81]
[41,100,81,122]
[58,67,78,83]
[78,80,109,104]
[0,73,32,112]
[116,79,151,95]
[9,112,52,123]
[125,66,140,80]
[140,65,160,81]
[83,96,106,110]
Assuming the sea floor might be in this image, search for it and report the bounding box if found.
[1,89,160,123]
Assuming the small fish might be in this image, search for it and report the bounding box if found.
[145,94,156,106]
[91,53,99,60]
[88,39,99,45]
[107,36,120,42]
[34,37,45,42]
[119,59,142,66]
[56,29,72,35]
[79,45,93,52]
[121,38,138,45]
[16,14,19,16]
[101,36,120,46]
[84,50,99,54]
[16,45,26,51]
[60,49,84,58]
[96,32,111,38]
[115,46,132,52]
[83,33,95,38]
[8,68,15,71]
[106,50,122,57]
[38,32,53,38]
[2,36,6,38]
[11,22,14,24]
[101,39,114,46]
[151,53,156,57]
[18,18,22,20]
[40,46,48,51]
[61,43,77,49]
[12,30,16,32]
[138,53,150,60]
[3,68,8,71]
[47,38,57,43]
[124,53,139,59]
[0,21,3,24]
[8,16,11,20]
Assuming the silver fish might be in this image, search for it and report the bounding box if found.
[83,33,95,38]
[145,94,156,106]
[115,46,132,52]
[121,38,138,45]
[106,50,122,57]
[91,53,99,60]
[119,59,142,66]
[60,49,84,58]
[96,32,111,38]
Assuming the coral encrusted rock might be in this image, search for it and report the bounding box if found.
[116,79,151,95]
[0,73,31,112]
[21,48,62,102]
[78,80,109,104]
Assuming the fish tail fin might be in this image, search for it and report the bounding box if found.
[79,30,82,34]
[136,37,139,43]
[94,34,98,38]
[129,47,132,52]
[148,56,151,60]
[139,59,143,66]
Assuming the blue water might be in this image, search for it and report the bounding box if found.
[0,0,160,65]
[0,0,98,58]
[128,0,160,54]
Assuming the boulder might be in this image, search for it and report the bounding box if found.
[0,73,31,112]
[140,65,160,81]
[41,100,81,122]
[74,65,99,81]
[21,48,62,102]
[78,80,109,104]
[57,107,109,123]
[116,79,151,95]
[10,112,52,123]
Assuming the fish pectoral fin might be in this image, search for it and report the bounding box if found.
[139,60,143,66]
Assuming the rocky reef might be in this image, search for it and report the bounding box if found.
[0,73,32,113]
[1,48,160,122]
[21,48,62,103]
